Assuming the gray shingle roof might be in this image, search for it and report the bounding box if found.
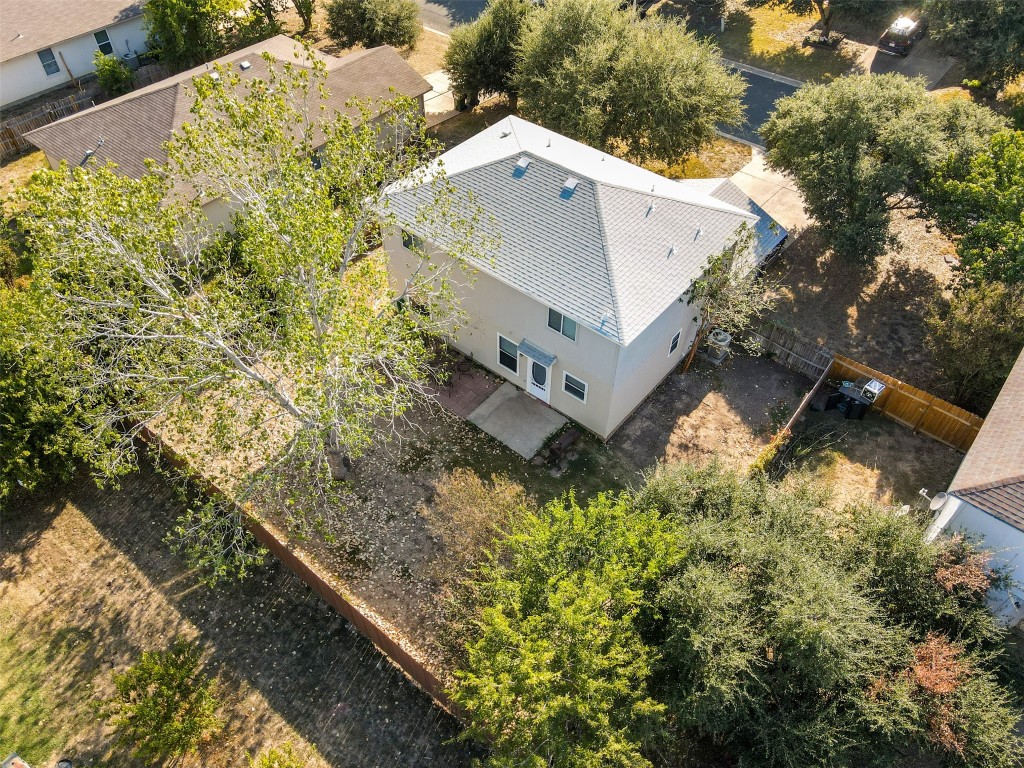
[950,348,1024,531]
[387,116,760,346]
[1,0,145,62]
[26,37,430,177]
[709,179,788,260]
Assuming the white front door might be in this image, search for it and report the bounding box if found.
[525,357,551,403]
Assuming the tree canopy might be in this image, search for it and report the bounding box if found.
[443,0,535,110]
[761,74,1004,263]
[18,53,487,567]
[144,0,249,71]
[928,130,1024,287]
[922,0,1024,85]
[325,0,421,50]
[515,0,745,164]
[453,462,1024,767]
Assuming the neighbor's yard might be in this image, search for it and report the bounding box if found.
[0,468,470,767]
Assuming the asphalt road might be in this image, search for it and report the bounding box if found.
[416,0,487,32]
[721,67,800,148]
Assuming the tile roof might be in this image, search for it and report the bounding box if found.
[26,37,430,178]
[2,0,145,62]
[386,115,761,346]
[950,348,1024,531]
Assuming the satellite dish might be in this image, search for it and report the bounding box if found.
[929,492,949,512]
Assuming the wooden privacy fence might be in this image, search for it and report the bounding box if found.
[746,320,984,452]
[136,424,461,720]
[830,354,983,452]
[748,319,834,380]
[0,90,98,161]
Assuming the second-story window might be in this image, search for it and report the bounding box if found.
[401,229,425,251]
[547,308,577,341]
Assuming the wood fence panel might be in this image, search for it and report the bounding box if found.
[747,320,834,380]
[831,354,983,451]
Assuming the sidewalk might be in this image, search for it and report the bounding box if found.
[729,148,811,233]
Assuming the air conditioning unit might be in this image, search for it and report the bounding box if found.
[707,328,731,355]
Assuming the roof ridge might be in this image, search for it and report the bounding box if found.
[592,185,627,343]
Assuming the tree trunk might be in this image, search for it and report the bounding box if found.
[325,427,352,481]
[814,0,834,39]
[681,322,710,374]
[507,91,518,113]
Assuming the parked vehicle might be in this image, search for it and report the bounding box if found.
[878,16,928,56]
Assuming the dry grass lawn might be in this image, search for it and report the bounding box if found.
[0,150,46,198]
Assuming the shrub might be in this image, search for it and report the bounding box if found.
[0,239,17,286]
[249,742,312,768]
[106,638,221,761]
[325,0,421,49]
[93,51,134,96]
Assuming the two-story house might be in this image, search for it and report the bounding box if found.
[384,116,785,439]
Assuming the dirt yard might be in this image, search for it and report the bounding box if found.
[764,209,957,393]
[0,467,471,768]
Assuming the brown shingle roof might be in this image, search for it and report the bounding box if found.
[949,348,1024,531]
[26,36,430,176]
[1,0,145,62]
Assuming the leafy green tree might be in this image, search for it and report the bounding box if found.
[455,462,1024,767]
[106,638,221,761]
[926,279,1024,415]
[762,74,1004,263]
[144,0,247,71]
[325,0,421,50]
[452,492,672,767]
[516,0,745,164]
[443,0,535,110]
[252,0,287,31]
[19,56,487,558]
[923,0,1024,86]
[293,0,317,35]
[681,226,777,372]
[0,284,120,504]
[93,52,134,96]
[928,130,1024,286]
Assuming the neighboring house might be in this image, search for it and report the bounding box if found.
[1,0,149,108]
[26,36,431,224]
[385,116,784,439]
[926,348,1024,626]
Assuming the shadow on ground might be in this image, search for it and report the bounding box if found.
[2,467,476,767]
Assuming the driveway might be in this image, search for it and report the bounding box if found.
[859,36,955,89]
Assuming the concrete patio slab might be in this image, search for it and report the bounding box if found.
[423,69,458,126]
[468,382,567,459]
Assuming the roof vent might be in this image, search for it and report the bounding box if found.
[546,138,551,148]
[239,59,252,70]
[500,130,512,138]
[694,225,703,240]
[513,156,531,178]
[646,200,656,217]
[668,244,675,258]
[560,177,579,200]
[209,70,220,81]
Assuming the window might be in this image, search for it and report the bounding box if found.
[669,330,682,355]
[498,335,519,374]
[563,372,587,402]
[401,229,425,251]
[547,308,577,341]
[94,30,114,56]
[38,48,60,76]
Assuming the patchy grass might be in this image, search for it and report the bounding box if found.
[402,29,449,77]
[641,137,752,179]
[427,97,514,149]
[0,150,46,198]
[679,4,865,82]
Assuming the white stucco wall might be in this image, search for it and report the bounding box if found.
[1,16,149,108]
[386,231,627,438]
[926,496,1024,626]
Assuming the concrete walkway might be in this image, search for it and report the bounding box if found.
[468,382,567,459]
[423,70,458,127]
[730,148,812,233]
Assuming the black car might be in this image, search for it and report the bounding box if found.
[878,16,928,56]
